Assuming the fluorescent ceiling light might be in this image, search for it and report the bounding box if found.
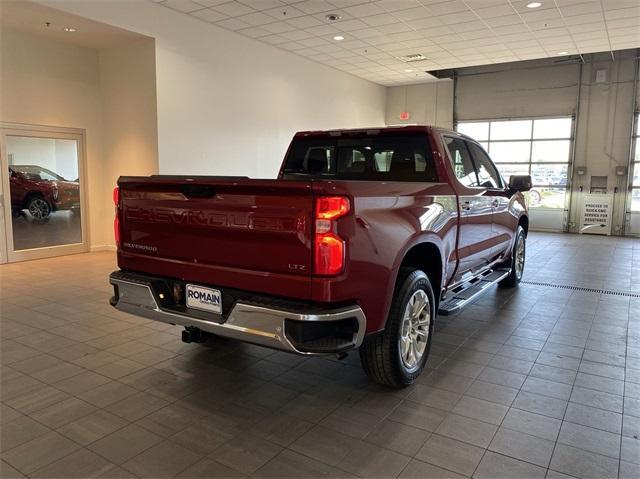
[63,27,76,32]
[404,69,413,73]
[333,35,344,41]
[557,51,569,55]
[526,2,542,8]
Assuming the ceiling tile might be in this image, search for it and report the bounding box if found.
[211,1,254,16]
[375,0,422,13]
[261,21,297,33]
[261,34,289,44]
[237,26,272,37]
[263,5,305,20]
[472,4,516,19]
[237,0,284,10]
[194,0,230,6]
[164,0,206,13]
[601,0,639,10]
[190,7,228,22]
[294,0,336,15]
[331,18,370,31]
[391,6,432,22]
[360,13,399,27]
[215,17,251,29]
[237,11,277,26]
[305,24,340,35]
[605,7,640,21]
[286,15,324,28]
[297,36,330,47]
[280,29,315,40]
[342,3,386,17]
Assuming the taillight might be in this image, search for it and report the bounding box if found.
[113,186,120,247]
[314,196,349,275]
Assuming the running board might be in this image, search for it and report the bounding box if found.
[438,269,511,315]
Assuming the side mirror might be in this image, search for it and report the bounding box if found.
[509,175,532,192]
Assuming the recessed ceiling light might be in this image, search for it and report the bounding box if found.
[333,35,344,41]
[526,2,542,8]
[325,13,342,22]
[557,51,569,55]
[63,27,76,32]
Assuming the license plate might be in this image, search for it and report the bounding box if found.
[186,284,222,314]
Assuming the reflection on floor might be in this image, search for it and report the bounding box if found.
[12,210,82,251]
[0,232,638,478]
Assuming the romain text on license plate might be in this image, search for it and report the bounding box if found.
[186,284,221,314]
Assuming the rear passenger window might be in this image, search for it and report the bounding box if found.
[444,137,478,187]
[467,142,503,189]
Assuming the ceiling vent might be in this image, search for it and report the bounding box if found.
[400,53,428,63]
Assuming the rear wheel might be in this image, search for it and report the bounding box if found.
[499,226,526,288]
[26,195,51,220]
[359,269,435,388]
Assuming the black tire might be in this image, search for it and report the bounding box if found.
[359,268,436,388]
[499,226,526,288]
[26,195,51,220]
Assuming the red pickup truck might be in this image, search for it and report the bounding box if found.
[109,126,530,387]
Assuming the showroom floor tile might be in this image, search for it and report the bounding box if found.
[1,232,639,478]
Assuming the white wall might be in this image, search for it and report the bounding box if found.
[385,81,454,128]
[572,50,638,235]
[0,27,159,250]
[1,28,107,246]
[99,38,159,191]
[38,0,387,179]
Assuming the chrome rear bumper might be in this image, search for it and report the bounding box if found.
[109,272,366,355]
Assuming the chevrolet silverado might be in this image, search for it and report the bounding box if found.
[109,126,530,387]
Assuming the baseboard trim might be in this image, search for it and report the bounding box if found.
[90,245,117,252]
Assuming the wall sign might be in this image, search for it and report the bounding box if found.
[580,193,613,235]
[399,111,410,120]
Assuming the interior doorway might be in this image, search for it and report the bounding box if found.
[0,123,88,263]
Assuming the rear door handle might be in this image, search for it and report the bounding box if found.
[461,201,472,211]
[491,199,499,207]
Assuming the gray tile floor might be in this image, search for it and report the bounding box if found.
[1,232,639,478]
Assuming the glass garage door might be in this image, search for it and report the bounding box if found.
[457,117,573,231]
[629,117,640,235]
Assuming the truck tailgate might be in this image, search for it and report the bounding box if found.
[117,177,314,298]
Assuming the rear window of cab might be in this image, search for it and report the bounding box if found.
[282,135,439,182]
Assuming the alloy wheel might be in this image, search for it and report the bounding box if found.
[398,289,431,372]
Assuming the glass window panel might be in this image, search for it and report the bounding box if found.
[7,136,82,251]
[533,118,572,139]
[531,164,568,186]
[635,138,640,162]
[495,163,530,180]
[489,141,531,163]
[490,120,532,140]
[444,137,478,187]
[531,140,571,163]
[457,122,489,141]
[631,189,640,212]
[529,187,566,209]
[480,141,488,150]
[632,162,640,187]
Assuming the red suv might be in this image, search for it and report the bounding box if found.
[9,165,80,220]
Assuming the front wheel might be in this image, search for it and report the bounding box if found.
[27,196,51,220]
[359,269,435,388]
[499,226,526,288]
